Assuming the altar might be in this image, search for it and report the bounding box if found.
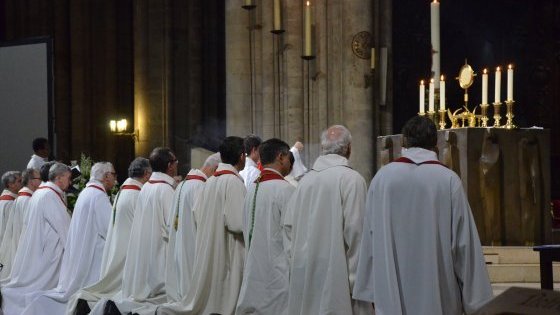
[377,127,551,246]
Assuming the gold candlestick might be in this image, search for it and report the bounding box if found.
[492,101,502,128]
[438,109,446,130]
[480,103,489,127]
[427,110,436,123]
[504,100,516,129]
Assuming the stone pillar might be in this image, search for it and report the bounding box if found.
[226,0,376,181]
[134,0,172,157]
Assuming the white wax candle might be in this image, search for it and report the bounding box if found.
[429,79,435,112]
[273,0,282,31]
[507,64,514,101]
[419,80,425,114]
[494,67,501,103]
[370,48,375,70]
[430,0,440,88]
[439,75,445,110]
[304,1,313,56]
[482,68,488,105]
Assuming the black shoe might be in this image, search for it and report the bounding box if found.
[103,300,122,315]
[76,298,91,315]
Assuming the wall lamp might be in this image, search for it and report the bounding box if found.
[109,119,139,141]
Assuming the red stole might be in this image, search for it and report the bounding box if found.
[37,186,67,206]
[121,185,141,191]
[255,170,285,183]
[393,156,446,167]
[0,195,16,201]
[186,175,207,182]
[18,191,33,197]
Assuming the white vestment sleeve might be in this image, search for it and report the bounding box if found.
[282,197,294,263]
[161,186,174,242]
[95,196,112,240]
[224,178,246,234]
[451,181,493,314]
[341,175,367,290]
[353,185,375,303]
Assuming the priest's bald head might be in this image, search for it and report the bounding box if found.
[220,136,246,171]
[149,147,178,177]
[402,116,437,150]
[321,125,352,159]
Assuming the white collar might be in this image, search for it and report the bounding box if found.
[401,147,439,164]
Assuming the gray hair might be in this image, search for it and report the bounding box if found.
[2,171,21,188]
[48,163,71,181]
[22,168,39,186]
[128,157,151,178]
[320,125,352,156]
[90,162,114,181]
[202,152,221,168]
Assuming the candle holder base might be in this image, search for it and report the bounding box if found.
[492,102,502,128]
[271,29,285,34]
[301,55,316,60]
[438,109,447,130]
[504,100,516,129]
[242,4,257,10]
[480,104,490,128]
[427,111,436,123]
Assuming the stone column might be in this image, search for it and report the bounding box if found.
[226,0,376,181]
[134,0,172,157]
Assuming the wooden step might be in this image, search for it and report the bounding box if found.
[483,246,540,264]
[486,263,560,283]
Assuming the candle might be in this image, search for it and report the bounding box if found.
[439,75,446,110]
[273,0,282,31]
[370,48,375,70]
[304,1,313,56]
[429,79,435,112]
[482,68,488,105]
[494,66,501,103]
[507,64,514,101]
[430,0,440,88]
[419,80,425,114]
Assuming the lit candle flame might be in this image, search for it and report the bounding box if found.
[430,78,434,83]
[483,68,488,74]
[420,80,424,85]
[440,75,445,81]
[508,64,513,69]
[496,66,501,72]
[307,1,310,6]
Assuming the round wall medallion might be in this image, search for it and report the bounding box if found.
[352,31,373,59]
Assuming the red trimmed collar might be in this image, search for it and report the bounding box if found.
[186,175,207,182]
[0,195,16,201]
[18,191,33,197]
[37,185,67,206]
[255,169,285,183]
[393,156,446,167]
[121,184,141,191]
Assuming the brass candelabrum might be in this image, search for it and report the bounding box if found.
[438,109,447,130]
[480,104,490,127]
[492,101,502,128]
[504,100,516,129]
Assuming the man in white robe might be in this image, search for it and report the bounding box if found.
[283,125,373,315]
[0,172,22,246]
[1,163,72,315]
[21,162,117,315]
[240,134,261,188]
[98,148,177,314]
[26,137,50,170]
[353,116,493,315]
[165,153,220,304]
[65,158,151,315]
[236,138,294,315]
[156,136,246,315]
[0,169,41,281]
